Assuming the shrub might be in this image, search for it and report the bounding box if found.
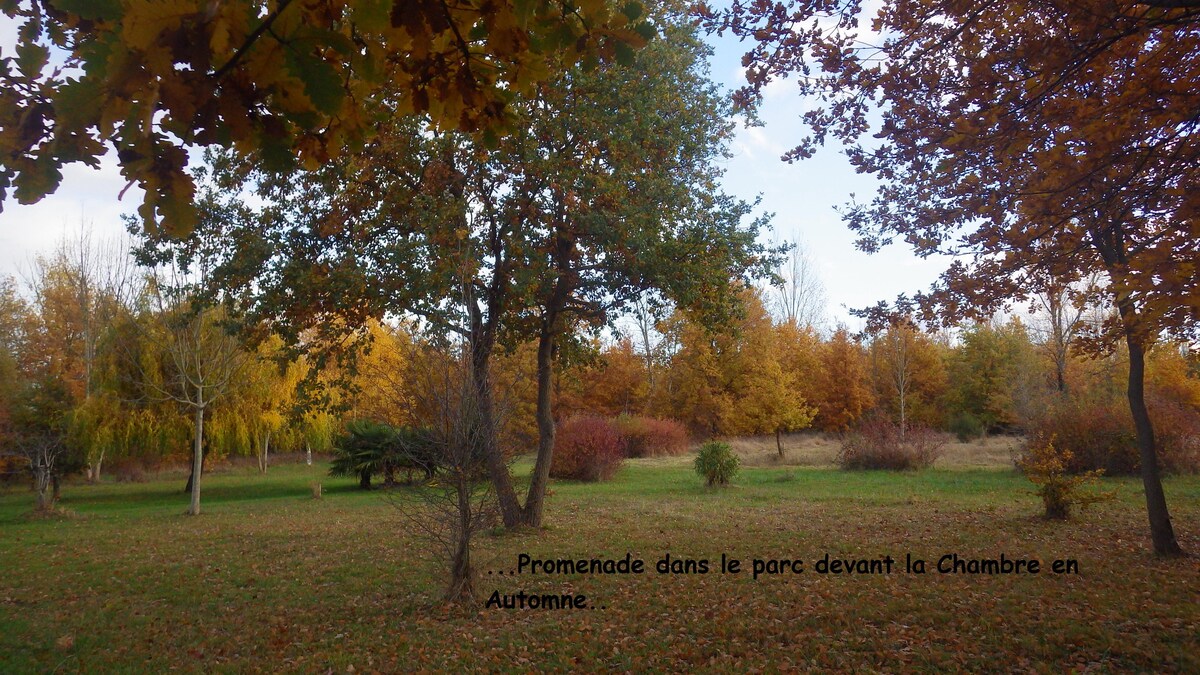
[613,415,689,458]
[695,441,739,486]
[1017,435,1113,519]
[837,418,945,470]
[1025,397,1200,475]
[1147,396,1200,475]
[550,415,624,482]
[330,420,438,489]
[948,412,984,442]
[109,459,149,483]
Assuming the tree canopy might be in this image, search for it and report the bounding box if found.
[710,0,1198,555]
[0,0,653,234]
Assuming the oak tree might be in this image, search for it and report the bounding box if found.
[0,0,653,234]
[714,0,1199,555]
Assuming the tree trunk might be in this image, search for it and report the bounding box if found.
[306,442,312,466]
[1125,335,1183,556]
[359,471,372,490]
[523,327,557,527]
[258,430,271,474]
[89,450,104,484]
[776,428,784,457]
[446,476,476,603]
[34,461,52,512]
[188,404,204,515]
[470,329,523,528]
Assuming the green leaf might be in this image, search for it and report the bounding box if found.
[287,52,345,117]
[14,153,63,203]
[513,0,536,25]
[15,42,48,79]
[50,0,123,21]
[54,77,103,128]
[615,42,635,67]
[351,0,392,32]
[621,1,643,22]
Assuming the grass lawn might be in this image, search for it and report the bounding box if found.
[1,448,1198,672]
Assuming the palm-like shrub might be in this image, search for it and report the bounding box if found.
[330,420,438,489]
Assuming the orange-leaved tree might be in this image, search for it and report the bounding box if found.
[714,0,1199,555]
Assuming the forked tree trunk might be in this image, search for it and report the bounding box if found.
[89,451,104,484]
[258,430,271,473]
[469,326,523,528]
[34,461,53,512]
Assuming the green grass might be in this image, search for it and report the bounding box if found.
[1,460,1198,672]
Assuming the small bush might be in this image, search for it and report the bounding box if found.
[613,415,689,458]
[838,418,945,471]
[948,412,984,442]
[551,415,624,482]
[695,441,739,486]
[1017,435,1113,519]
[110,460,149,483]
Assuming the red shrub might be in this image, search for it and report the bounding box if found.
[838,417,945,470]
[1024,396,1200,475]
[109,459,150,483]
[613,415,689,458]
[1150,396,1200,475]
[551,415,624,482]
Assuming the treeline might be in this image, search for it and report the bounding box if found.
[7,235,1196,500]
[0,238,338,492]
[534,287,1200,475]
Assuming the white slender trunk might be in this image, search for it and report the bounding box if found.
[189,404,204,516]
[257,430,271,473]
[89,450,104,484]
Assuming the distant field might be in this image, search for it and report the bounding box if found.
[1,450,1198,672]
[720,431,1022,469]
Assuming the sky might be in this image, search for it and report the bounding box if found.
[0,13,950,330]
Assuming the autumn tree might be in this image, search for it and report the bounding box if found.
[0,0,653,233]
[947,318,1040,435]
[169,7,774,529]
[868,321,947,434]
[714,0,1199,555]
[660,288,814,442]
[0,280,21,469]
[24,229,140,481]
[1027,276,1101,397]
[141,272,248,515]
[812,327,873,432]
[229,334,302,473]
